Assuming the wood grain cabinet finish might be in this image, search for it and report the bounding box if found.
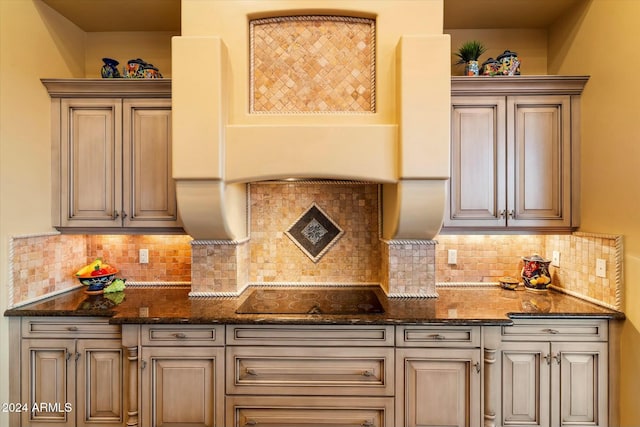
[499,320,608,427]
[446,77,588,231]
[18,319,124,427]
[43,79,181,231]
[396,326,482,427]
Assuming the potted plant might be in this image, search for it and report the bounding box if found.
[455,40,486,76]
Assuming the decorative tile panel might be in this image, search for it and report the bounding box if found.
[250,15,376,113]
[286,203,344,263]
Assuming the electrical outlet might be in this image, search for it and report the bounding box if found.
[552,251,561,267]
[139,248,149,264]
[447,249,458,265]
[595,258,606,278]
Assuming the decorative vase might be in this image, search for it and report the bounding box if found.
[100,58,121,78]
[481,57,500,76]
[123,58,147,78]
[497,50,521,76]
[464,60,480,76]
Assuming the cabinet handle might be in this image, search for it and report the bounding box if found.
[543,354,551,365]
[245,420,257,426]
[544,328,560,334]
[499,210,506,218]
[114,210,119,219]
[362,421,374,427]
[141,360,147,370]
[75,352,81,361]
[362,369,374,377]
[66,326,78,331]
[474,362,481,374]
[121,210,128,219]
[429,334,446,340]
[507,210,515,218]
[245,368,258,376]
[65,352,72,361]
[554,353,561,365]
[173,332,186,339]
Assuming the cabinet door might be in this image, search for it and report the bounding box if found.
[507,95,572,228]
[123,99,180,228]
[447,96,506,228]
[75,339,124,427]
[21,339,76,427]
[551,342,608,427]
[60,98,122,227]
[141,346,225,427]
[396,348,481,427]
[500,341,550,427]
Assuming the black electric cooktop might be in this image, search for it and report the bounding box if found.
[236,287,384,315]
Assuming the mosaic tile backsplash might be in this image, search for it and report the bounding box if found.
[250,15,375,113]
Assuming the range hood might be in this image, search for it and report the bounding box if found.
[172,0,450,241]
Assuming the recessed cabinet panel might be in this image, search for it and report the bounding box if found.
[508,96,571,227]
[61,99,122,227]
[447,97,506,227]
[501,342,550,427]
[123,100,179,227]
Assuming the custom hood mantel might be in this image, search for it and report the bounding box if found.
[172,0,450,240]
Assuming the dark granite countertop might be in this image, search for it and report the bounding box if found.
[4,285,624,325]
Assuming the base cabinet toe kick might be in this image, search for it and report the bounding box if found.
[10,319,615,427]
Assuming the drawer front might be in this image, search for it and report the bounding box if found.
[227,346,394,396]
[141,324,224,346]
[227,396,393,427]
[226,325,394,346]
[397,325,481,347]
[502,319,608,341]
[21,317,120,338]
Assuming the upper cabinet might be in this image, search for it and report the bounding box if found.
[44,79,182,233]
[444,76,588,232]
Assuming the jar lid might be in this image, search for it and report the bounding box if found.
[497,50,518,60]
[481,57,499,66]
[523,254,550,262]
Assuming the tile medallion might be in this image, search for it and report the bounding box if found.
[285,203,344,263]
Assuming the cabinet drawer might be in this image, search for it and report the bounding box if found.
[226,325,394,346]
[141,324,224,346]
[397,325,481,347]
[502,319,608,341]
[227,396,394,427]
[21,317,120,339]
[227,346,394,396]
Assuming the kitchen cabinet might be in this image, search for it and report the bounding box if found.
[43,79,181,232]
[499,319,608,427]
[225,324,395,426]
[396,326,482,427]
[132,324,225,427]
[16,317,124,427]
[445,76,588,231]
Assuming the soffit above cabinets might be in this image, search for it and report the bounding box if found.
[40,0,584,32]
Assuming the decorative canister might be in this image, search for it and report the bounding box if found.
[123,58,147,78]
[143,63,163,79]
[497,50,521,75]
[521,254,552,290]
[481,57,500,76]
[100,58,121,78]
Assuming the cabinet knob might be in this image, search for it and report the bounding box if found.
[75,352,81,361]
[544,328,560,334]
[361,421,374,427]
[474,362,481,374]
[543,354,552,365]
[121,210,128,219]
[67,326,78,331]
[245,420,257,426]
[114,210,119,219]
[499,210,506,218]
[173,332,186,339]
[429,334,446,340]
[245,368,258,376]
[507,210,515,218]
[362,369,374,377]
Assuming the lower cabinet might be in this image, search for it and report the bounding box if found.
[499,320,609,427]
[225,324,396,426]
[396,326,482,427]
[15,317,124,427]
[135,324,225,427]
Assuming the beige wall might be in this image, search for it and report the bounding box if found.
[548,0,640,424]
[0,1,85,424]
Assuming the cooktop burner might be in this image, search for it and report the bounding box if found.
[236,287,384,315]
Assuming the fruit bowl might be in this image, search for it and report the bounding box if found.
[76,270,118,288]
